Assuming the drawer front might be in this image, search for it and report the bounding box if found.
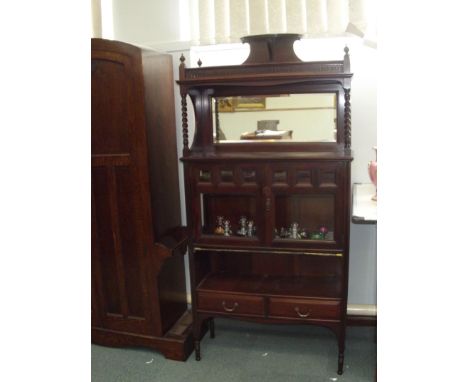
[197,292,265,317]
[268,297,341,320]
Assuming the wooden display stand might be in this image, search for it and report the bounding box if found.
[178,34,353,374]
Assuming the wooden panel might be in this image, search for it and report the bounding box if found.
[91,57,131,155]
[269,297,341,320]
[142,52,182,239]
[92,167,121,315]
[158,255,188,334]
[92,154,131,167]
[92,40,151,333]
[115,166,145,318]
[197,291,265,317]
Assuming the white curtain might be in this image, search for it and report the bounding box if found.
[189,0,375,45]
[91,0,102,38]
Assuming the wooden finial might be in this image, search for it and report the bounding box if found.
[343,46,350,73]
[197,58,202,67]
[180,53,186,64]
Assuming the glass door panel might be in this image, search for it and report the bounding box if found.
[274,194,335,242]
[200,194,260,240]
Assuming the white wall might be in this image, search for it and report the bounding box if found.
[111,2,377,309]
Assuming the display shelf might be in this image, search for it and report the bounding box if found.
[197,272,342,299]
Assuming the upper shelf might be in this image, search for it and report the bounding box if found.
[177,34,354,154]
[177,34,351,87]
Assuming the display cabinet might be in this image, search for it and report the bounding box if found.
[177,34,353,374]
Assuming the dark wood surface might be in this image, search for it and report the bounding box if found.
[180,34,353,374]
[347,314,377,327]
[91,38,192,360]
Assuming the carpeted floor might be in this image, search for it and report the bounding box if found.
[92,318,376,381]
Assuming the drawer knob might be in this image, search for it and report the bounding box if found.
[222,301,238,312]
[294,306,311,318]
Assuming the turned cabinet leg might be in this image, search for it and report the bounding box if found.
[337,352,344,375]
[193,316,203,361]
[209,318,215,339]
[195,340,201,361]
[337,326,346,375]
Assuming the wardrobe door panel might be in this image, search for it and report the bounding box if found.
[91,56,132,155]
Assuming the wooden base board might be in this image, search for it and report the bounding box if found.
[92,327,194,361]
[92,311,195,361]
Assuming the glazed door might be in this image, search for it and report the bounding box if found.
[91,42,158,335]
[190,164,265,246]
[267,162,346,250]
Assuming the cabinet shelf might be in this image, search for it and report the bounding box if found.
[197,272,342,299]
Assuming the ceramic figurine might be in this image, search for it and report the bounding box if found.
[290,222,299,239]
[319,226,328,239]
[368,146,377,201]
[223,220,232,236]
[279,227,289,238]
[247,220,255,237]
[310,232,322,240]
[214,216,225,235]
[237,216,248,236]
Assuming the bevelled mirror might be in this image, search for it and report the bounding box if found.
[212,93,337,143]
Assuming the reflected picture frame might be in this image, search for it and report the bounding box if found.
[217,96,266,112]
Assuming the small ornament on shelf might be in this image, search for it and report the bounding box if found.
[309,232,323,240]
[279,227,289,238]
[247,220,255,237]
[237,216,248,236]
[319,225,328,239]
[290,222,299,239]
[214,216,225,235]
[299,228,308,239]
[223,220,232,236]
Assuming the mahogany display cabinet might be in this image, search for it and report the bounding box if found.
[177,34,353,374]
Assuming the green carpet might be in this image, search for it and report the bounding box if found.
[92,318,376,381]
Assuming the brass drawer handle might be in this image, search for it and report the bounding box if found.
[294,307,311,318]
[222,301,238,312]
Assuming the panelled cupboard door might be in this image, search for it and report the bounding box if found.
[91,44,156,335]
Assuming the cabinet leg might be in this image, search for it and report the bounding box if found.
[337,352,344,375]
[195,340,201,361]
[337,326,346,375]
[193,315,203,361]
[209,318,215,339]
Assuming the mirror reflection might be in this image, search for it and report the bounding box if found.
[212,93,337,143]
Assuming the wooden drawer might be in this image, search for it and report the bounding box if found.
[268,297,341,321]
[197,292,265,317]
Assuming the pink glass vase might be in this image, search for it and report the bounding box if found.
[368,146,377,201]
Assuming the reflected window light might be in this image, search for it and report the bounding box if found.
[101,0,114,39]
